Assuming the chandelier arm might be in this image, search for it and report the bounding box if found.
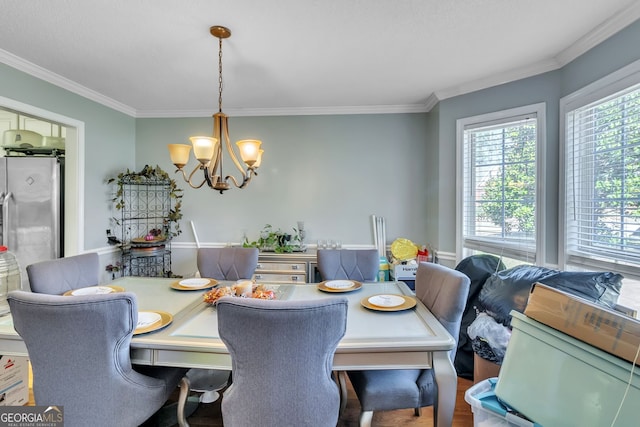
[207,113,224,185]
[173,164,208,189]
[201,164,215,189]
[221,115,248,178]
[224,171,252,189]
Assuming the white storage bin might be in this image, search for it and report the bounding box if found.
[495,311,640,427]
[465,378,539,427]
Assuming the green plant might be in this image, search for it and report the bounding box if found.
[243,224,301,253]
[107,165,184,238]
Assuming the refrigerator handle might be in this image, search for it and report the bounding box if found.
[2,192,12,247]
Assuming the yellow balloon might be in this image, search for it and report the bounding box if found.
[390,238,419,261]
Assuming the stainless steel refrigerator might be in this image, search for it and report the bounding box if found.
[0,157,62,291]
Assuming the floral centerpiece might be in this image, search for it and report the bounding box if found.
[203,282,276,305]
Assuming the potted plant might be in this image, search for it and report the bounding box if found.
[243,224,302,253]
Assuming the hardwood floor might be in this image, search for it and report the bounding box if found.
[29,376,475,426]
[174,376,475,427]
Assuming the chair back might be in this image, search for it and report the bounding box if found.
[317,249,379,281]
[415,262,471,361]
[8,290,174,426]
[217,297,348,427]
[26,252,99,294]
[197,247,259,280]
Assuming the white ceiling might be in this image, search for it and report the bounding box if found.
[1,0,639,117]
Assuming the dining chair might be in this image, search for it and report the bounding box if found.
[8,290,187,427]
[316,247,379,414]
[217,296,348,427]
[347,262,471,427]
[26,252,99,294]
[316,248,379,282]
[176,247,260,425]
[196,247,259,280]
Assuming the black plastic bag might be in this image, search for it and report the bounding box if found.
[538,271,622,308]
[479,265,624,327]
[453,254,505,379]
[479,265,558,327]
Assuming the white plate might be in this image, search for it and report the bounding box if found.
[137,312,162,329]
[179,278,211,288]
[71,286,114,296]
[368,294,405,308]
[325,280,355,290]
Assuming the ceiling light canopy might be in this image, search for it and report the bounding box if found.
[168,25,263,194]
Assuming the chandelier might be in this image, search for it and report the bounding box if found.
[168,26,263,194]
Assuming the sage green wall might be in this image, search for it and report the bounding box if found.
[0,63,136,252]
[136,114,430,247]
[424,104,440,250]
[432,18,640,266]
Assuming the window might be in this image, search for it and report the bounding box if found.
[457,103,546,263]
[561,64,640,279]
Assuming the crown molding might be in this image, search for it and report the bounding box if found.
[423,93,440,112]
[433,2,640,102]
[135,103,430,118]
[434,57,561,101]
[0,48,136,117]
[555,1,640,66]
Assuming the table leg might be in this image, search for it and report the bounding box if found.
[432,350,456,427]
[177,376,191,427]
[337,370,347,415]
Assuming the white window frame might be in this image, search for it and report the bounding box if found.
[456,103,546,264]
[560,59,640,279]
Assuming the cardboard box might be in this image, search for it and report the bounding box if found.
[390,263,418,280]
[0,356,29,406]
[524,282,640,365]
[473,353,501,384]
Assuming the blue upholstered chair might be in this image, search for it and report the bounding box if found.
[8,290,187,427]
[26,252,100,294]
[317,248,379,414]
[217,296,348,427]
[176,247,260,425]
[316,249,379,282]
[196,247,259,281]
[347,262,470,427]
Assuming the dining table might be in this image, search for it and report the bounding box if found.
[0,277,458,427]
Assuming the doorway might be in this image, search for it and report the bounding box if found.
[0,96,84,255]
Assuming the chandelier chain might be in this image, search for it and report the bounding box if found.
[218,37,223,113]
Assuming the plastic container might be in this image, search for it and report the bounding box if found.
[378,257,389,282]
[495,311,640,427]
[465,378,539,426]
[0,246,21,315]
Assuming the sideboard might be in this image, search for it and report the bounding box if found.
[253,251,320,284]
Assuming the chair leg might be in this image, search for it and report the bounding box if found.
[177,376,191,427]
[414,406,422,416]
[359,410,374,427]
[337,370,348,416]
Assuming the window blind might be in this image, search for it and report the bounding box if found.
[565,83,640,275]
[462,114,538,262]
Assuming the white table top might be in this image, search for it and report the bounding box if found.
[0,278,456,367]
